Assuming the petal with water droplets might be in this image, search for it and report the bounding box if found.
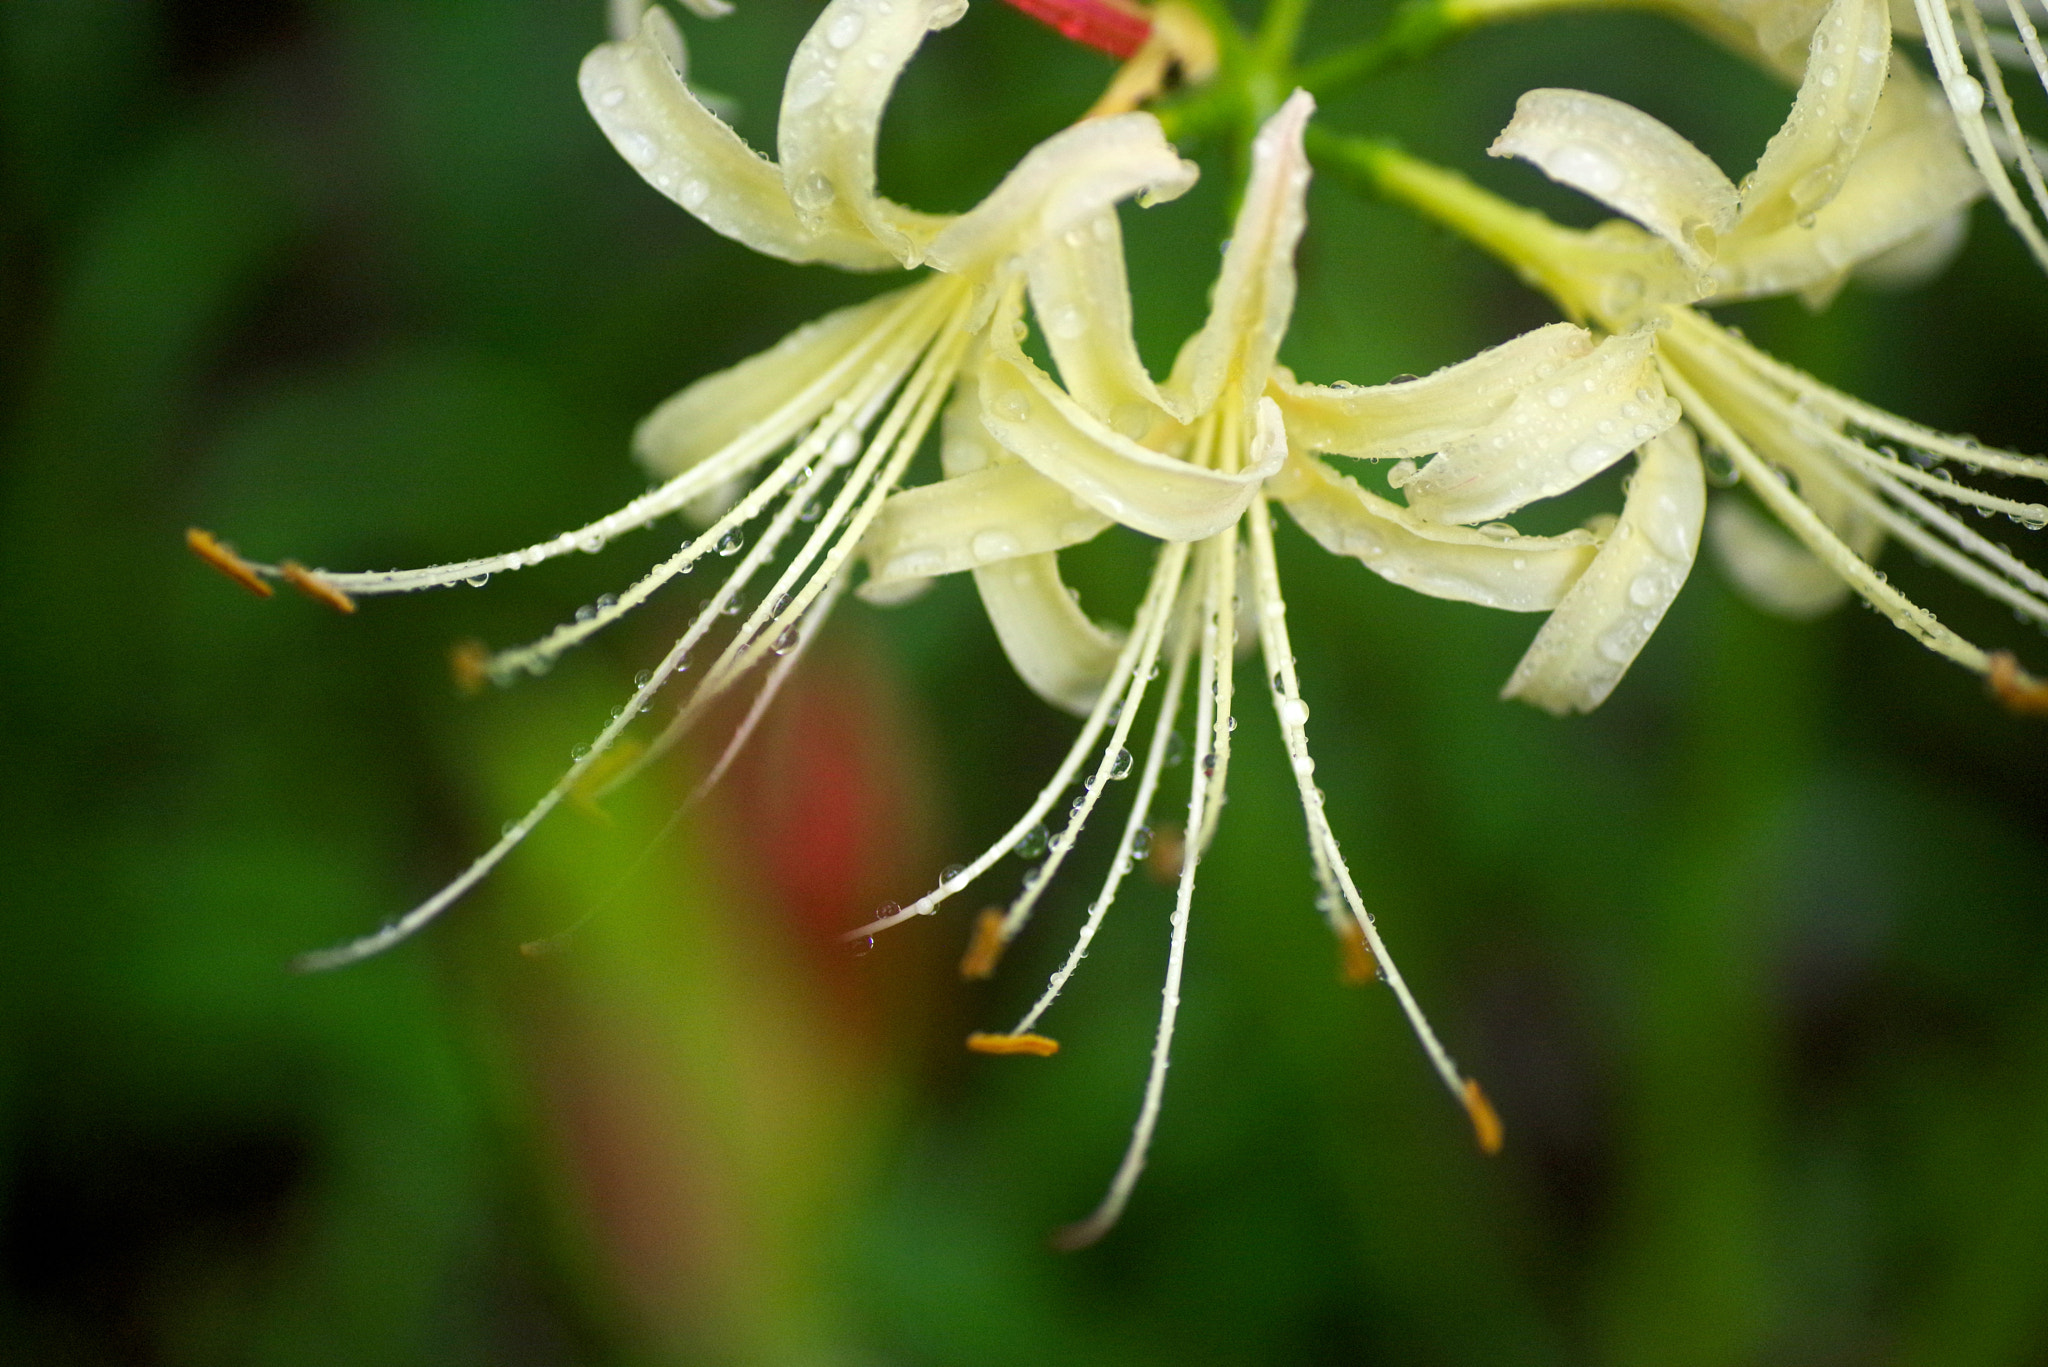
[1164,89,1316,419]
[1490,88,1740,268]
[1738,0,1891,235]
[976,553,1125,715]
[776,0,962,264]
[1400,330,1680,526]
[1502,424,1706,714]
[1274,322,1596,460]
[861,461,1111,590]
[580,13,896,269]
[1273,455,1601,611]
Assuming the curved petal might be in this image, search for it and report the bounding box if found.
[1488,88,1740,268]
[1026,209,1169,428]
[1738,0,1891,234]
[975,553,1125,715]
[1273,321,1595,460]
[632,284,928,477]
[1400,330,1682,526]
[924,112,1198,277]
[860,460,1111,589]
[1164,89,1316,419]
[979,328,1283,541]
[1712,61,1981,299]
[1707,495,1852,618]
[777,0,963,264]
[1502,424,1707,715]
[580,14,897,270]
[1272,456,1601,611]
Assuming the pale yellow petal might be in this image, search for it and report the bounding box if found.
[1271,455,1600,611]
[579,14,896,270]
[776,0,962,265]
[1712,61,1980,298]
[861,461,1111,589]
[1706,496,1852,617]
[1026,209,1169,428]
[1738,0,1891,234]
[975,553,1125,715]
[1164,89,1315,419]
[1488,88,1740,268]
[1273,322,1595,460]
[1502,424,1707,714]
[924,113,1198,277]
[1400,330,1681,526]
[979,330,1283,542]
[633,285,920,477]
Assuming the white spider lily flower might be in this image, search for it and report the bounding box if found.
[847,90,1706,1245]
[192,0,1197,973]
[1490,0,1981,307]
[1354,58,2048,713]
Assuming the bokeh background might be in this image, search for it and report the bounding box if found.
[6,0,2048,1362]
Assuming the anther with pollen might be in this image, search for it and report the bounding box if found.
[1336,920,1380,986]
[966,1032,1060,1057]
[1989,651,2048,717]
[186,528,273,598]
[959,907,1008,980]
[1462,1078,1504,1156]
[449,640,492,696]
[279,561,356,614]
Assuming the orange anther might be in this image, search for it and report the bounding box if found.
[1145,823,1185,885]
[967,1031,1060,1057]
[1988,651,2048,717]
[1336,919,1379,986]
[960,907,1009,980]
[279,561,356,614]
[186,528,273,598]
[450,639,492,696]
[1462,1078,1504,1156]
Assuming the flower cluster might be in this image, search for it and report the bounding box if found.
[192,0,2048,1243]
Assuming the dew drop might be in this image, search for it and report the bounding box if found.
[1108,747,1133,780]
[717,528,744,557]
[465,573,491,588]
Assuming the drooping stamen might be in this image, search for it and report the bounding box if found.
[1663,365,1990,673]
[993,540,1191,948]
[186,528,273,598]
[1000,0,1152,61]
[850,537,1193,939]
[1053,530,1236,1252]
[1910,0,2048,272]
[1011,570,1195,1035]
[1245,494,1476,1110]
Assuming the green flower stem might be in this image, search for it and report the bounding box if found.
[1295,0,1464,99]
[1306,128,1610,321]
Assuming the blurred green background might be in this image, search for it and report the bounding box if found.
[6,0,2048,1362]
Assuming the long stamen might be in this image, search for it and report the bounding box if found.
[274,285,945,599]
[1664,364,1991,672]
[994,541,1191,946]
[1910,0,2048,272]
[1054,532,1236,1251]
[628,290,977,792]
[1962,0,2048,244]
[686,569,848,807]
[1012,576,1197,1035]
[850,537,1194,939]
[1244,494,1480,1116]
